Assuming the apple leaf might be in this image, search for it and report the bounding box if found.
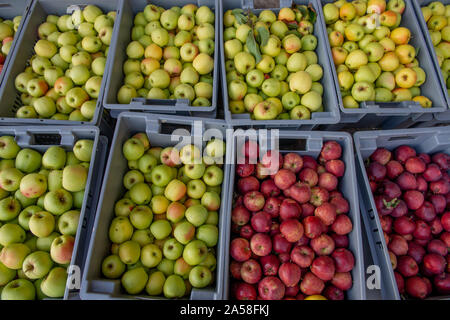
[297,5,308,19]
[257,27,270,46]
[307,5,317,24]
[246,30,262,63]
[287,21,299,29]
[232,9,248,25]
[286,30,303,38]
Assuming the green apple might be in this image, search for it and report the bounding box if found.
[1,278,35,300]
[146,270,165,295]
[57,210,80,236]
[62,164,88,192]
[174,257,192,279]
[157,258,174,276]
[173,221,195,245]
[163,274,185,298]
[150,220,172,240]
[0,243,30,269]
[0,167,24,191]
[150,195,169,215]
[123,170,144,190]
[199,252,216,271]
[42,146,66,170]
[44,189,73,215]
[189,265,212,288]
[151,165,174,187]
[206,211,218,225]
[29,211,55,238]
[22,251,53,279]
[186,179,206,199]
[141,243,162,268]
[196,224,218,247]
[202,165,223,186]
[118,240,141,265]
[132,229,153,247]
[36,232,59,252]
[0,197,21,221]
[130,205,153,229]
[129,182,152,205]
[290,105,311,119]
[15,149,41,174]
[102,254,125,279]
[183,239,207,265]
[40,267,67,298]
[351,81,375,101]
[109,217,133,244]
[0,136,20,159]
[0,261,16,286]
[0,223,26,246]
[18,206,41,231]
[163,238,183,260]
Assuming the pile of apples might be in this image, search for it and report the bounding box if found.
[230,140,356,300]
[223,6,325,120]
[13,5,115,121]
[116,4,215,107]
[101,133,225,298]
[365,146,450,299]
[0,135,94,300]
[421,1,450,98]
[323,0,432,108]
[0,15,22,74]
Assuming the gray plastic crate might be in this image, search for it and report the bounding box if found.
[103,0,219,119]
[80,112,231,300]
[317,0,447,130]
[221,0,341,129]
[222,130,365,300]
[354,127,450,300]
[0,0,121,127]
[0,126,108,300]
[412,0,450,124]
[0,0,32,86]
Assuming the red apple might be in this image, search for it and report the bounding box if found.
[331,272,352,291]
[407,242,426,264]
[394,271,405,294]
[234,282,257,300]
[433,273,450,294]
[260,179,281,198]
[321,141,342,160]
[325,160,345,177]
[238,176,260,194]
[232,206,251,226]
[279,198,301,220]
[413,220,431,240]
[301,203,315,217]
[251,211,271,233]
[241,140,259,161]
[261,150,283,170]
[280,219,304,243]
[230,261,243,279]
[283,153,303,173]
[300,272,325,295]
[310,187,330,207]
[422,253,446,275]
[415,201,436,222]
[427,239,447,256]
[422,163,442,182]
[331,214,353,235]
[302,155,318,170]
[240,224,255,239]
[393,216,416,235]
[331,234,349,248]
[230,238,252,261]
[244,191,265,212]
[370,148,392,165]
[279,262,301,287]
[367,162,386,181]
[291,245,315,268]
[394,145,416,163]
[318,172,338,191]
[405,157,426,174]
[258,276,285,300]
[386,160,404,179]
[405,276,428,299]
[330,196,349,214]
[332,248,355,273]
[430,179,450,195]
[429,195,446,214]
[241,259,262,284]
[250,233,272,256]
[272,233,292,254]
[303,216,325,239]
[310,234,335,256]
[403,190,424,210]
[324,285,344,300]
[388,235,409,256]
[260,254,280,276]
[441,212,450,232]
[287,182,311,204]
[264,197,281,218]
[285,285,299,297]
[311,256,335,281]
[397,255,419,277]
[274,169,296,190]
[236,163,255,177]
[298,168,318,187]
[314,202,337,226]
[432,153,450,170]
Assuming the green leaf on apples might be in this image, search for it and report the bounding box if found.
[246,30,262,63]
[286,30,303,38]
[232,9,248,25]
[297,5,308,19]
[287,21,298,29]
[257,27,270,46]
[307,5,317,24]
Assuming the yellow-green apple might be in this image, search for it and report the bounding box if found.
[40,266,67,298]
[0,243,30,269]
[109,216,133,244]
[62,164,87,192]
[395,67,417,88]
[19,173,47,199]
[351,81,375,101]
[1,278,35,300]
